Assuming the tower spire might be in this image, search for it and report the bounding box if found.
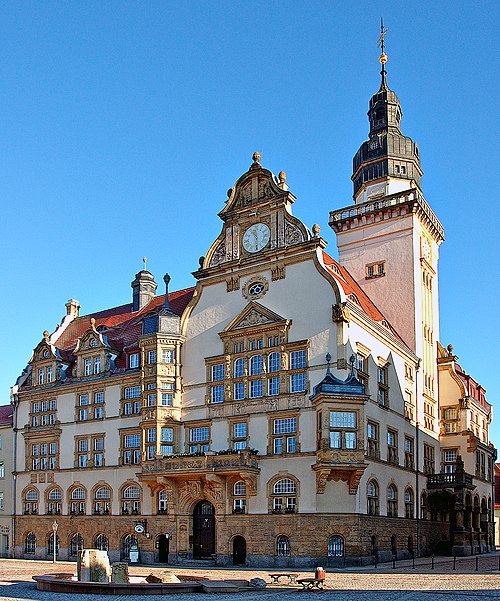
[377,18,389,90]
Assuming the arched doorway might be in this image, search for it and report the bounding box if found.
[157,534,169,563]
[232,536,246,565]
[193,500,215,559]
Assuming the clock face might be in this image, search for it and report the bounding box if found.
[242,223,270,253]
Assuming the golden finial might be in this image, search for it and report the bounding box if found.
[90,317,96,329]
[377,18,389,67]
[278,170,286,183]
[43,330,49,341]
[252,151,261,164]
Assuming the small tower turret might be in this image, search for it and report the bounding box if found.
[131,257,157,311]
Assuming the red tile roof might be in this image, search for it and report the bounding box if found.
[55,287,194,354]
[454,363,490,411]
[322,252,404,343]
[0,404,13,426]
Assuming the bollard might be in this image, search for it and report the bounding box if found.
[475,556,478,572]
[392,555,396,569]
[431,555,434,570]
[498,555,500,572]
[453,555,456,571]
[412,553,415,569]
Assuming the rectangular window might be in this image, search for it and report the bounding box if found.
[147,446,156,460]
[79,394,89,406]
[38,368,45,384]
[161,427,173,442]
[234,422,247,439]
[147,382,155,389]
[94,392,104,404]
[423,443,435,475]
[268,377,280,396]
[161,382,174,390]
[148,350,157,364]
[161,444,174,455]
[274,418,297,434]
[161,393,173,406]
[211,385,224,403]
[129,353,139,368]
[147,393,156,406]
[124,386,141,399]
[249,379,263,398]
[94,437,104,451]
[79,409,88,421]
[290,350,307,369]
[330,411,356,428]
[161,349,174,364]
[147,428,156,443]
[190,427,209,443]
[211,364,225,381]
[272,417,297,455]
[367,421,380,459]
[84,359,92,376]
[46,366,53,382]
[234,382,244,400]
[443,407,457,420]
[78,439,88,453]
[94,406,104,419]
[49,399,57,410]
[93,356,101,374]
[290,372,306,393]
[124,434,141,448]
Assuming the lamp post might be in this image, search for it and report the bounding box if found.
[52,520,58,564]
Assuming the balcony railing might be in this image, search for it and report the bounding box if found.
[142,450,259,474]
[427,471,475,490]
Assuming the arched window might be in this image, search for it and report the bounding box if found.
[158,490,168,514]
[70,533,84,556]
[94,486,111,515]
[272,478,297,513]
[122,534,138,559]
[328,535,344,557]
[24,489,38,515]
[367,480,379,515]
[47,487,62,515]
[276,535,290,557]
[268,352,280,373]
[95,533,109,551]
[249,355,263,376]
[24,532,36,554]
[387,484,398,517]
[70,487,86,514]
[421,491,427,519]
[122,485,141,514]
[405,488,414,518]
[233,480,246,513]
[48,532,60,557]
[234,358,244,378]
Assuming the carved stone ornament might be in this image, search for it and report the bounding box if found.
[226,276,240,292]
[242,276,269,301]
[271,263,285,281]
[235,309,272,329]
[210,240,226,267]
[284,221,303,245]
[332,303,351,323]
[316,469,330,494]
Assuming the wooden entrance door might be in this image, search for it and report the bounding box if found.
[232,535,246,565]
[193,501,215,559]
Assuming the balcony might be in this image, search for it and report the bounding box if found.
[427,471,475,490]
[313,447,367,495]
[141,450,259,476]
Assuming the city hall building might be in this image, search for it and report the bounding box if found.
[10,50,496,566]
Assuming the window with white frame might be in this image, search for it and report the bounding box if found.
[189,426,209,453]
[443,448,457,473]
[160,427,174,455]
[367,480,379,515]
[387,484,398,517]
[129,353,139,369]
[122,485,141,514]
[233,480,247,512]
[24,488,38,514]
[232,422,247,450]
[161,349,174,364]
[328,535,344,557]
[329,411,357,449]
[272,417,297,454]
[70,487,86,514]
[158,489,168,513]
[122,433,141,465]
[93,486,111,515]
[47,487,62,515]
[148,350,157,364]
[272,478,297,513]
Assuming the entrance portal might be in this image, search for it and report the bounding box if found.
[232,535,246,565]
[157,534,169,563]
[193,500,215,559]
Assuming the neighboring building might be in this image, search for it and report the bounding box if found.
[495,463,500,546]
[10,45,496,566]
[0,404,14,557]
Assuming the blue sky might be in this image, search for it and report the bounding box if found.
[1,2,498,443]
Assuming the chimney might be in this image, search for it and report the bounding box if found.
[65,299,80,318]
[131,257,157,312]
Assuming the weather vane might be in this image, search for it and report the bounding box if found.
[377,17,389,69]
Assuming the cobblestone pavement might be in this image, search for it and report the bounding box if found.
[0,558,499,601]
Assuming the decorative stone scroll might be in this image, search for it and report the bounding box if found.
[284,221,303,245]
[210,240,226,267]
[332,303,351,323]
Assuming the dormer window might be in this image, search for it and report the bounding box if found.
[84,359,92,376]
[93,357,101,375]
[38,368,45,385]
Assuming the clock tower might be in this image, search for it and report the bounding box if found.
[329,26,445,433]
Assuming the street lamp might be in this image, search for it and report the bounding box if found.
[52,521,58,564]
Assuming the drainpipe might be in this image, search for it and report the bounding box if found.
[415,358,421,558]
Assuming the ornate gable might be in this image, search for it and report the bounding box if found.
[198,153,312,273]
[222,301,290,335]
